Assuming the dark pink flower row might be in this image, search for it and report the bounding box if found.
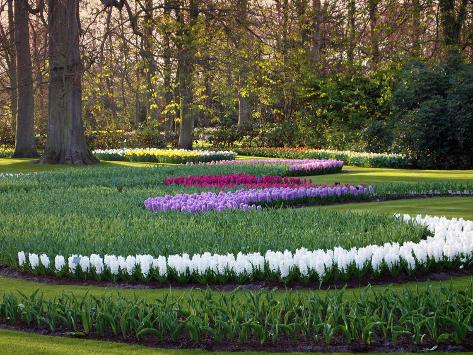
[163,174,317,189]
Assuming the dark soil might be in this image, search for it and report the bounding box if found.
[1,265,472,291]
[0,323,471,352]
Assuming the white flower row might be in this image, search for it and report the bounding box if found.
[0,173,34,178]
[17,214,473,283]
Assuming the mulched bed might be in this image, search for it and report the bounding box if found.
[0,323,472,352]
[1,265,472,291]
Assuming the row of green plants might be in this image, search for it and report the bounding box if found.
[233,147,410,168]
[1,286,473,348]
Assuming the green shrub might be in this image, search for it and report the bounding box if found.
[392,58,473,169]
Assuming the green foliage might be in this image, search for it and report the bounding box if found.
[1,285,473,347]
[86,127,166,151]
[392,58,473,169]
[0,147,14,158]
[0,165,432,266]
[295,70,396,151]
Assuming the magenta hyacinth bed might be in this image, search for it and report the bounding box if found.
[144,185,373,213]
[163,174,314,189]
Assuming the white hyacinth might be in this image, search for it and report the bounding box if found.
[18,252,26,266]
[18,214,473,283]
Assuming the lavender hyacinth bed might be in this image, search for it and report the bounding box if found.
[144,185,373,213]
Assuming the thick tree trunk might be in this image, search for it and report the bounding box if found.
[13,0,38,158]
[42,0,97,164]
[439,0,468,54]
[177,0,198,150]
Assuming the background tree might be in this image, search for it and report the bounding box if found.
[42,0,97,164]
[12,0,40,158]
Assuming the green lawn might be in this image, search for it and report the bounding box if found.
[322,196,473,220]
[310,166,473,185]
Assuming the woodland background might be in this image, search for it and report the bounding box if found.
[0,0,472,167]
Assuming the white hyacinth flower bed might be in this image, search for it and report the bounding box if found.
[17,214,473,284]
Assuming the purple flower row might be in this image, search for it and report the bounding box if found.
[144,185,373,213]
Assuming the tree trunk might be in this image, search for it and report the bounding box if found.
[177,0,198,150]
[13,0,38,158]
[163,0,174,136]
[439,0,468,54]
[347,0,356,64]
[6,0,18,132]
[42,0,97,164]
[411,0,421,56]
[311,0,322,66]
[237,0,250,130]
[142,0,158,121]
[368,0,380,67]
[295,0,309,45]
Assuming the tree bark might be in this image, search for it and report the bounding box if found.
[411,0,421,56]
[163,0,174,136]
[13,0,38,158]
[347,0,356,64]
[177,0,198,150]
[41,0,97,164]
[142,0,158,121]
[6,0,18,132]
[237,0,250,130]
[311,0,322,66]
[368,0,380,67]
[439,0,469,53]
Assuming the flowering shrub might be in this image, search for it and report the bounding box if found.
[17,215,473,284]
[202,159,344,176]
[164,174,315,189]
[93,148,236,164]
[144,185,373,213]
[233,147,410,168]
